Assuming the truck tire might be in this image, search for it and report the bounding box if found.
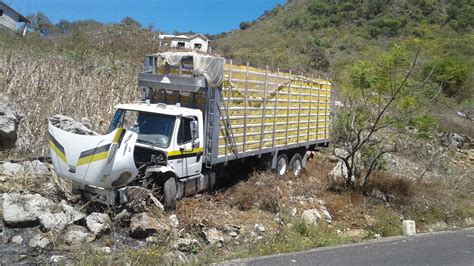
[163,177,177,210]
[275,154,288,176]
[289,153,303,177]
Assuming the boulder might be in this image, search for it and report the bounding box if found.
[371,189,387,202]
[301,209,322,225]
[173,238,199,252]
[86,212,111,235]
[0,102,21,149]
[23,160,50,176]
[11,235,23,244]
[93,246,112,254]
[129,212,169,239]
[169,214,179,228]
[2,193,55,227]
[223,224,241,238]
[49,114,97,135]
[289,207,297,217]
[64,225,95,245]
[114,209,133,226]
[60,200,86,224]
[1,162,24,176]
[319,205,333,224]
[328,161,348,180]
[202,227,225,247]
[253,224,266,235]
[39,212,69,231]
[439,132,469,149]
[29,234,50,249]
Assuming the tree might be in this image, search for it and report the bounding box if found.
[331,40,438,188]
[239,21,251,30]
[28,12,55,35]
[121,16,141,28]
[305,37,329,72]
[56,19,73,34]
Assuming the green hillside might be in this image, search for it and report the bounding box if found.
[213,0,473,100]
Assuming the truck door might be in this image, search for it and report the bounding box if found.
[175,117,203,177]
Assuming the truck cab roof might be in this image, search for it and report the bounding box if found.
[115,103,200,117]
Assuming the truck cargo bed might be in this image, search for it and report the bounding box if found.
[139,54,331,166]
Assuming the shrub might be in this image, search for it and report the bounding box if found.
[369,206,402,237]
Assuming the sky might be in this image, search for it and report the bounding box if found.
[4,0,286,34]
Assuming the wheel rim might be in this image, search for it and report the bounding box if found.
[293,159,302,176]
[277,157,287,175]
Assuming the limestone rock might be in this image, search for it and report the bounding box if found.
[29,234,50,249]
[328,161,348,181]
[289,207,297,217]
[253,224,266,235]
[0,102,21,149]
[319,205,332,224]
[2,193,55,227]
[169,214,179,228]
[49,114,97,135]
[174,238,199,252]
[86,212,111,235]
[11,235,23,244]
[129,212,170,239]
[202,227,225,247]
[223,224,241,238]
[23,160,50,176]
[1,162,24,176]
[60,200,86,224]
[439,132,469,149]
[301,209,321,225]
[114,209,133,226]
[93,246,112,254]
[64,225,95,245]
[39,212,69,231]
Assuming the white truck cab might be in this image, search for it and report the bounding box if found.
[48,101,208,209]
[110,102,204,180]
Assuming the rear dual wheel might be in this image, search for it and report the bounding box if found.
[289,153,303,177]
[275,153,303,177]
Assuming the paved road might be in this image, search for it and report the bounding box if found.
[222,228,474,266]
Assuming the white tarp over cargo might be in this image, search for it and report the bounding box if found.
[157,52,225,87]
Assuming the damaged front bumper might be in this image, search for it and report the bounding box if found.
[48,122,139,190]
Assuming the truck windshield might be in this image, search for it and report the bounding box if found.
[109,109,175,148]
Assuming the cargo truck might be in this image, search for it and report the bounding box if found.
[48,52,332,209]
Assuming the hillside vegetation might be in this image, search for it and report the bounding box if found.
[213,0,473,101]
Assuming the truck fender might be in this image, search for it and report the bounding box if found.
[145,165,177,182]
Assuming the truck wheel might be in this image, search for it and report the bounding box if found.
[163,177,177,210]
[289,153,303,177]
[275,154,288,176]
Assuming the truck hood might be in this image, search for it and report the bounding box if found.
[48,122,139,189]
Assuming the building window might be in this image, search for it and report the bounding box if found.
[177,42,185,48]
[194,43,202,49]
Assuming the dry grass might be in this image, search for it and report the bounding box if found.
[0,47,140,156]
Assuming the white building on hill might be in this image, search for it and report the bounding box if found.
[158,33,209,53]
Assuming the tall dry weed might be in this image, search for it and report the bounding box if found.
[0,49,140,156]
